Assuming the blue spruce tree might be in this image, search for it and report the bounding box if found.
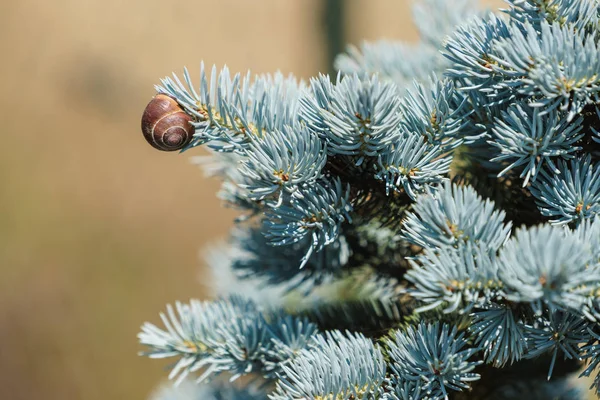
[139,1,600,398]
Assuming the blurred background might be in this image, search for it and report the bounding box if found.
[0,1,503,399]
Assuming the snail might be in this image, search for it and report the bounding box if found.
[141,94,194,151]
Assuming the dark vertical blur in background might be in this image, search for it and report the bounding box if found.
[0,1,502,399]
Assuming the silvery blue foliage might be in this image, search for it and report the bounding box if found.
[523,311,591,380]
[574,216,600,263]
[444,13,511,94]
[229,225,350,291]
[140,0,600,397]
[375,132,452,200]
[490,104,584,186]
[400,77,476,149]
[263,179,352,268]
[530,156,600,224]
[497,224,600,313]
[239,124,326,205]
[593,105,600,144]
[402,181,512,251]
[138,296,318,384]
[403,219,600,374]
[492,21,600,119]
[385,322,481,399]
[581,329,600,394]
[139,296,265,384]
[203,242,290,307]
[270,331,387,400]
[383,379,423,400]
[504,0,600,33]
[300,73,402,166]
[157,65,305,152]
[405,243,500,313]
[469,305,527,367]
[263,314,320,377]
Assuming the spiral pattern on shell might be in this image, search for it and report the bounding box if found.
[141,94,194,151]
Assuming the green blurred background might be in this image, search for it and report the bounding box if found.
[0,1,510,399]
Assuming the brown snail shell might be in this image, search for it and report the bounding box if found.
[141,94,194,151]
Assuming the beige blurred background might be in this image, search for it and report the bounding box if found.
[0,1,510,400]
